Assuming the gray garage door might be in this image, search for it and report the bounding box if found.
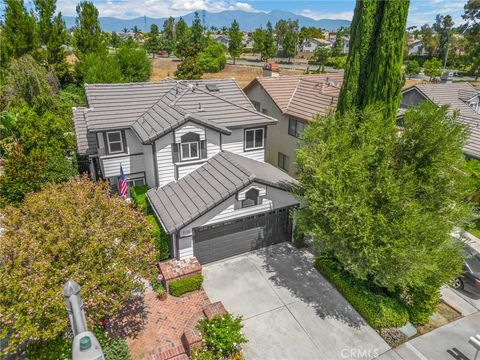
[193,207,292,264]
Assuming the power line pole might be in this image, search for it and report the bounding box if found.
[64,280,105,360]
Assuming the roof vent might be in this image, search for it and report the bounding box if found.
[206,83,220,92]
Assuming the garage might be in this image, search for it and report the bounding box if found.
[193,207,292,264]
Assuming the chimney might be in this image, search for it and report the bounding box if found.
[263,63,280,77]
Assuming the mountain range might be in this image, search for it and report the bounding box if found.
[63,10,351,32]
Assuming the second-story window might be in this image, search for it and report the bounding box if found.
[106,131,124,154]
[288,118,305,138]
[180,132,200,161]
[245,128,264,150]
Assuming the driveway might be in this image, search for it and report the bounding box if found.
[202,243,390,360]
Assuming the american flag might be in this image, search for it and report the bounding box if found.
[119,165,128,198]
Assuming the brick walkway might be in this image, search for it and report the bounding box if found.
[126,289,211,360]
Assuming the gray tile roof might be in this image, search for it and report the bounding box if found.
[72,107,97,155]
[79,78,275,145]
[458,115,480,159]
[147,151,298,234]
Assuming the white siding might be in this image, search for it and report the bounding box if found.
[102,153,145,177]
[143,144,156,187]
[221,128,265,162]
[206,128,221,158]
[205,198,274,225]
[178,236,194,260]
[156,133,175,186]
[175,123,205,142]
[125,129,143,153]
[177,162,205,179]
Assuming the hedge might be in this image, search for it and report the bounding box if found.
[130,185,149,214]
[146,214,170,261]
[314,256,409,329]
[169,273,203,297]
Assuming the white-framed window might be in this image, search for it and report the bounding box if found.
[106,131,124,154]
[126,177,145,188]
[181,141,199,160]
[245,128,264,150]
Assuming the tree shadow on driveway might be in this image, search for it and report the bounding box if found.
[255,243,366,329]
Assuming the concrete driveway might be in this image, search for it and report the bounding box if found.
[202,243,390,360]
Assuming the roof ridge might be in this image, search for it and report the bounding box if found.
[285,80,301,112]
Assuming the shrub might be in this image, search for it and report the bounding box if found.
[94,327,131,360]
[197,313,247,358]
[130,184,149,213]
[314,256,409,329]
[146,214,170,261]
[169,274,203,297]
[404,288,441,325]
[198,41,227,73]
[151,277,166,297]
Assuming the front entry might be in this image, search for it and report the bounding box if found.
[192,207,292,264]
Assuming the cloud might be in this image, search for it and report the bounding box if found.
[56,0,257,18]
[297,9,353,21]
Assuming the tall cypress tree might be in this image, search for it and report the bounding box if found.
[228,20,243,64]
[72,1,106,55]
[338,0,410,121]
[2,0,37,60]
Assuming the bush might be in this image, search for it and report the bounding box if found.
[146,214,170,261]
[197,313,247,358]
[405,288,440,325]
[314,256,409,329]
[151,277,166,297]
[115,45,152,82]
[169,273,203,297]
[130,184,149,213]
[198,41,227,73]
[94,327,131,360]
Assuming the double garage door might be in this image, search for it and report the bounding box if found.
[193,207,292,264]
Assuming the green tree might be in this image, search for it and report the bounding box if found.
[295,103,471,324]
[337,0,410,121]
[0,177,155,352]
[174,17,190,58]
[228,19,243,64]
[282,28,298,62]
[405,59,420,78]
[144,24,162,57]
[264,21,277,61]
[2,0,37,61]
[312,43,330,71]
[198,41,226,72]
[433,14,454,64]
[115,44,152,82]
[331,32,345,57]
[419,24,438,56]
[131,25,141,41]
[252,28,266,58]
[190,12,207,54]
[162,16,176,56]
[110,31,123,51]
[298,26,324,44]
[423,57,443,81]
[72,1,106,55]
[174,56,203,80]
[463,0,480,78]
[75,52,123,84]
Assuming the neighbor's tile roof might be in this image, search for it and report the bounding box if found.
[73,78,277,154]
[245,73,343,122]
[458,115,480,159]
[72,107,97,155]
[147,151,298,234]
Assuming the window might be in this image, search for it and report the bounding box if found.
[242,188,259,208]
[288,118,305,138]
[251,100,261,112]
[126,177,145,188]
[278,152,289,171]
[262,108,269,115]
[245,128,264,150]
[106,131,124,154]
[180,132,200,161]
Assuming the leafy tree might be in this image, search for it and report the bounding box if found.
[115,44,152,82]
[332,56,346,69]
[72,1,106,55]
[198,41,226,72]
[418,24,438,56]
[331,32,345,57]
[252,28,266,57]
[75,52,123,84]
[252,24,276,62]
[282,28,298,62]
[405,59,420,78]
[295,103,471,324]
[274,19,298,49]
[264,21,276,60]
[298,26,324,44]
[433,14,454,63]
[228,20,243,64]
[174,56,203,80]
[131,25,141,41]
[312,43,330,71]
[423,57,443,81]
[338,0,410,121]
[0,177,155,352]
[144,24,162,57]
[2,0,37,61]
[174,17,190,58]
[110,31,123,51]
[463,0,480,78]
[190,12,207,54]
[162,16,176,56]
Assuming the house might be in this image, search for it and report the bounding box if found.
[407,39,427,56]
[299,38,332,53]
[244,73,343,176]
[73,78,299,264]
[342,36,350,54]
[400,82,480,158]
[213,34,229,48]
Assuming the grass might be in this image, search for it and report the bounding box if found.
[467,218,480,238]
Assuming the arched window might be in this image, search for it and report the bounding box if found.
[180,132,200,160]
[242,188,259,208]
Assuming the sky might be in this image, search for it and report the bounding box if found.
[1,0,468,27]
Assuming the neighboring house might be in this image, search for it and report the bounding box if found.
[342,36,350,54]
[299,38,332,53]
[244,73,343,176]
[213,34,229,47]
[73,78,299,264]
[408,39,427,56]
[400,82,480,158]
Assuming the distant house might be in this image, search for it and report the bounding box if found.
[244,72,343,176]
[72,78,298,264]
[399,82,480,158]
[342,36,350,54]
[299,38,332,53]
[213,34,229,48]
[408,39,427,56]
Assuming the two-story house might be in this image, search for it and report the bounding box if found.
[73,78,299,264]
[244,73,343,176]
[399,82,480,159]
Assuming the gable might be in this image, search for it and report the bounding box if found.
[401,88,429,107]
